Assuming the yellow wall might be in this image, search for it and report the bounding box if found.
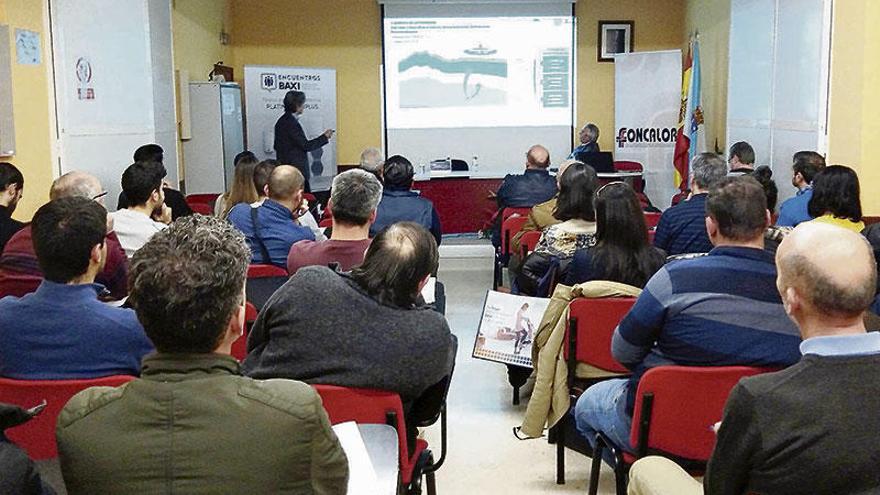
[0,0,55,221]
[576,0,685,151]
[229,0,382,165]
[228,0,685,162]
[827,0,880,215]
[172,0,231,80]
[684,0,730,153]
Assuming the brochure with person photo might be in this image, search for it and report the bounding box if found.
[472,290,551,368]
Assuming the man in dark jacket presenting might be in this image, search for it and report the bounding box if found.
[274,90,334,193]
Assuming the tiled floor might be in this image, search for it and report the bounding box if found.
[422,240,618,494]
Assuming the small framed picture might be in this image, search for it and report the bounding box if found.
[598,21,634,62]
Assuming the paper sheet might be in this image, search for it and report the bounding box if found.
[332,421,380,495]
[421,277,437,304]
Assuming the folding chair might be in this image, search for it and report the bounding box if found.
[231,302,258,361]
[314,385,448,495]
[185,193,220,208]
[189,203,213,215]
[588,365,772,495]
[553,297,636,484]
[245,264,289,311]
[518,231,542,260]
[0,375,135,459]
[493,210,530,290]
[643,212,661,229]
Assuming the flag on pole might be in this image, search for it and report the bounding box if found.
[673,37,705,192]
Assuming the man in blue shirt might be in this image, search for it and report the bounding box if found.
[574,176,802,457]
[228,165,315,267]
[370,155,442,245]
[653,152,727,255]
[568,123,600,158]
[776,151,825,227]
[0,197,152,379]
[491,145,557,247]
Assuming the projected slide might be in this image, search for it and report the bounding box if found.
[384,16,573,129]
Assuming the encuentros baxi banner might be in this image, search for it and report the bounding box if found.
[244,65,337,192]
[614,50,681,208]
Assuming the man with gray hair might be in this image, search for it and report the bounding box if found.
[568,122,601,158]
[0,171,129,299]
[359,147,384,179]
[653,152,728,255]
[287,169,382,274]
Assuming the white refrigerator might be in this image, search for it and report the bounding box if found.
[182,82,244,194]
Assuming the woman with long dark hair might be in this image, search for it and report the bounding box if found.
[565,182,665,288]
[517,163,598,295]
[808,165,864,232]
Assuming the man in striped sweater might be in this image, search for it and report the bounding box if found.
[574,176,802,457]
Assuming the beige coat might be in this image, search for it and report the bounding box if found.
[520,281,642,438]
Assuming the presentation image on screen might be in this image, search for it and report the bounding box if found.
[384,16,573,129]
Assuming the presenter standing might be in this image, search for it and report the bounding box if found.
[274,90,334,193]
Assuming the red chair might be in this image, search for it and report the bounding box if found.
[247,264,288,278]
[588,365,772,495]
[493,209,531,289]
[189,203,213,215]
[231,302,258,361]
[518,231,542,259]
[613,161,645,193]
[0,375,135,459]
[501,216,529,257]
[643,212,661,229]
[303,192,317,204]
[185,193,220,208]
[553,297,636,484]
[313,385,446,495]
[319,217,332,229]
[647,229,656,245]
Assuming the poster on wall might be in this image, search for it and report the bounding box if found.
[243,65,337,192]
[614,50,681,208]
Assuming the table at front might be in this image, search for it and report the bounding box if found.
[412,171,643,235]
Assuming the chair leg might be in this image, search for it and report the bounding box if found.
[614,464,628,495]
[507,365,529,406]
[555,420,566,484]
[426,471,436,495]
[588,437,604,495]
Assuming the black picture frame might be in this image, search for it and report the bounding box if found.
[598,20,634,62]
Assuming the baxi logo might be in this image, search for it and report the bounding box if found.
[261,73,277,90]
[616,127,678,148]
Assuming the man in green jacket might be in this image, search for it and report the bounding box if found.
[56,215,348,494]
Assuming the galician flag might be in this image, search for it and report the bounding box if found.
[673,37,705,192]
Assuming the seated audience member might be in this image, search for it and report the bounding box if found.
[244,223,456,434]
[288,169,380,275]
[359,147,385,180]
[111,161,172,258]
[1,402,56,495]
[807,164,865,232]
[251,159,277,207]
[56,215,347,494]
[574,176,801,459]
[215,153,260,217]
[750,166,789,256]
[116,144,192,220]
[228,165,314,267]
[627,223,880,495]
[564,182,665,288]
[517,162,598,295]
[0,172,128,300]
[0,197,151,379]
[777,151,826,227]
[727,141,755,175]
[0,162,25,252]
[568,122,600,158]
[491,145,557,247]
[654,153,727,255]
[370,155,442,245]
[510,158,579,256]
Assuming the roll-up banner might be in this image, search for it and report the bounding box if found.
[614,50,682,208]
[243,65,337,192]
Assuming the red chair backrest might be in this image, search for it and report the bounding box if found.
[643,212,661,229]
[519,231,542,257]
[303,193,317,204]
[318,217,332,229]
[231,302,258,361]
[501,207,531,221]
[613,161,643,172]
[647,229,656,244]
[564,298,635,373]
[185,193,220,206]
[313,385,409,474]
[630,365,771,461]
[247,264,288,278]
[189,203,213,215]
[501,215,529,255]
[0,375,135,459]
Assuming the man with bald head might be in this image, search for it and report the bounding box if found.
[701,222,880,494]
[359,147,384,180]
[0,171,129,299]
[228,164,314,267]
[491,144,557,247]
